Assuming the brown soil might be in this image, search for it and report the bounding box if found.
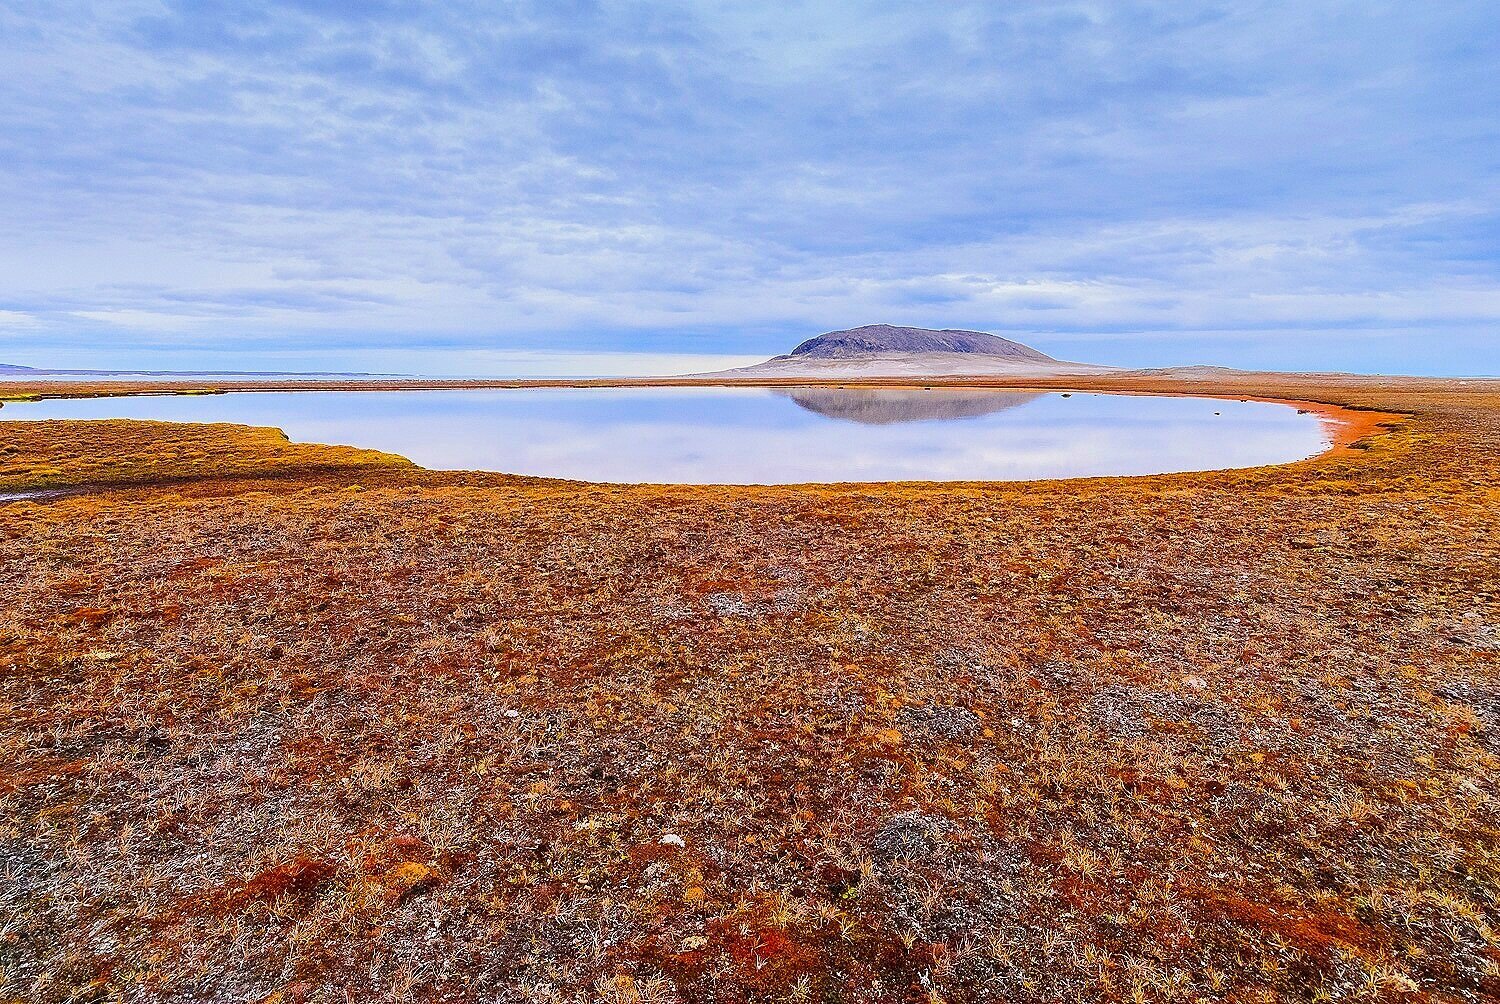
[1,373,1496,1003]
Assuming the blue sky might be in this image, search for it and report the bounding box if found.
[1,1,1497,375]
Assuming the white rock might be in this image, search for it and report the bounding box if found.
[660,833,686,847]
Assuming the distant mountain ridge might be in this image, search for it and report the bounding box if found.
[0,362,393,377]
[787,324,1057,362]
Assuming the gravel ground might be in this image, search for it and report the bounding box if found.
[1,374,1496,1003]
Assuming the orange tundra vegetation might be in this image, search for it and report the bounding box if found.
[0,373,1497,1003]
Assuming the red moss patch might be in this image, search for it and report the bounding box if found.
[382,861,443,901]
[1194,890,1383,961]
[706,919,822,991]
[227,855,337,910]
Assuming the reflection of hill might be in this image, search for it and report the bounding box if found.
[776,388,1046,425]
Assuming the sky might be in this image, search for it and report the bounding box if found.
[1,1,1497,376]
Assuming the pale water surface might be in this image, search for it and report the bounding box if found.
[0,387,1329,484]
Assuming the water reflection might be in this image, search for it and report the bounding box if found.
[0,387,1329,485]
[776,388,1045,424]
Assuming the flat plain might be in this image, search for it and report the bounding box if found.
[1,374,1497,1003]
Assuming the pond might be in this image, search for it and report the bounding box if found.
[0,387,1331,485]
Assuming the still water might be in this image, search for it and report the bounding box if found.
[0,387,1330,484]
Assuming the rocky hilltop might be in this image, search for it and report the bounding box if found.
[699,324,1113,378]
[787,324,1057,362]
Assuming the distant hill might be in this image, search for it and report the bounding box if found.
[696,324,1114,378]
[787,324,1058,362]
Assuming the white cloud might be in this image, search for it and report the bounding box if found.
[0,310,42,330]
[0,1,1495,373]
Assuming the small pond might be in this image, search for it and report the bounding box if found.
[0,387,1330,484]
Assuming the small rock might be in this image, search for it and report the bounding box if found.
[503,709,520,719]
[706,593,754,617]
[897,704,981,741]
[1182,675,1208,690]
[660,833,685,848]
[871,811,949,861]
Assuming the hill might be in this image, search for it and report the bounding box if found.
[788,324,1056,361]
[698,324,1114,378]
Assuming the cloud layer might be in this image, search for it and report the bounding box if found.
[2,1,1496,373]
